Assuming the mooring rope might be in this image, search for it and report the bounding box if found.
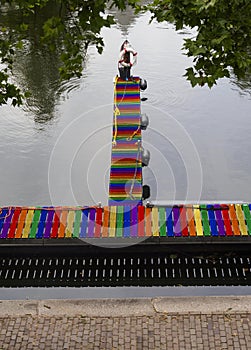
[127,125,141,141]
[129,140,142,200]
[112,76,127,146]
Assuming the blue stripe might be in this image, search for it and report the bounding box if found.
[80,209,89,238]
[123,206,131,237]
[207,205,218,236]
[0,209,8,236]
[36,209,47,238]
[166,208,174,237]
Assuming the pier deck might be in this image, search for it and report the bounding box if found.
[109,77,142,206]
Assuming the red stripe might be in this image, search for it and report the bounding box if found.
[221,205,233,236]
[8,208,21,238]
[110,175,142,179]
[138,206,145,237]
[94,208,102,238]
[51,210,61,238]
[180,207,189,237]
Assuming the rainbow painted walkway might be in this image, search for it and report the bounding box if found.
[1,77,251,246]
[108,77,142,206]
[1,204,251,242]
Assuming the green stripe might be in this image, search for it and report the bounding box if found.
[73,210,82,238]
[200,205,211,236]
[116,92,139,95]
[111,165,139,169]
[159,207,166,237]
[116,206,124,237]
[116,124,139,126]
[110,179,141,184]
[115,137,141,140]
[112,148,139,151]
[118,113,140,116]
[29,209,41,238]
[242,204,251,220]
[109,197,141,201]
[242,204,251,235]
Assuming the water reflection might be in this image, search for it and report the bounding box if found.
[230,71,251,98]
[1,1,250,121]
[0,6,251,206]
[0,1,83,123]
[14,51,61,124]
[108,5,141,37]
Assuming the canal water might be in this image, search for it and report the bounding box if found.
[0,8,251,207]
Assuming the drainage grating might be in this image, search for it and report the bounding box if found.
[0,252,251,287]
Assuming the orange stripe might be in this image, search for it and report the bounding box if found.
[186,206,196,237]
[229,204,241,236]
[58,210,68,238]
[145,207,152,236]
[15,209,28,238]
[102,207,109,237]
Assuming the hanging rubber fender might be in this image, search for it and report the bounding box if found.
[142,185,151,200]
[140,78,147,90]
[140,113,149,130]
[141,147,150,167]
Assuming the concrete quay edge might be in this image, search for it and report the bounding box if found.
[0,295,251,317]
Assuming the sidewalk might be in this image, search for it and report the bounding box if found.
[0,296,251,349]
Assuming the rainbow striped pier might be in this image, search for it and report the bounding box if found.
[109,77,142,206]
[1,204,251,245]
[1,77,250,248]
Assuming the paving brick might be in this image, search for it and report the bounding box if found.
[0,311,251,349]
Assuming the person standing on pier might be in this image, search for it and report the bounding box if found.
[118,40,137,81]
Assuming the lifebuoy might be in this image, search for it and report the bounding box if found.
[119,47,137,68]
[127,48,137,66]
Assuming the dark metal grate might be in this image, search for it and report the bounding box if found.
[0,252,251,287]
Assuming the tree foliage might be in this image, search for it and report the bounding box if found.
[0,0,137,106]
[0,0,250,107]
[141,0,251,87]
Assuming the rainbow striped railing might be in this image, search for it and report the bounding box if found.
[1,204,251,241]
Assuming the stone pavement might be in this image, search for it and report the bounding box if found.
[0,296,251,349]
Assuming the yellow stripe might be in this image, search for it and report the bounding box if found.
[109,206,116,237]
[235,204,248,236]
[22,210,34,238]
[152,207,159,236]
[109,194,142,198]
[65,210,75,238]
[193,205,203,236]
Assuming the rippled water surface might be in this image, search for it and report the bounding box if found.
[0,11,251,206]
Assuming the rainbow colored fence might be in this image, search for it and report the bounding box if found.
[1,204,251,241]
[108,77,142,206]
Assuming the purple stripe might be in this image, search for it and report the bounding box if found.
[173,207,181,237]
[87,209,96,238]
[44,210,54,238]
[214,206,226,236]
[1,210,14,238]
[130,206,138,237]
